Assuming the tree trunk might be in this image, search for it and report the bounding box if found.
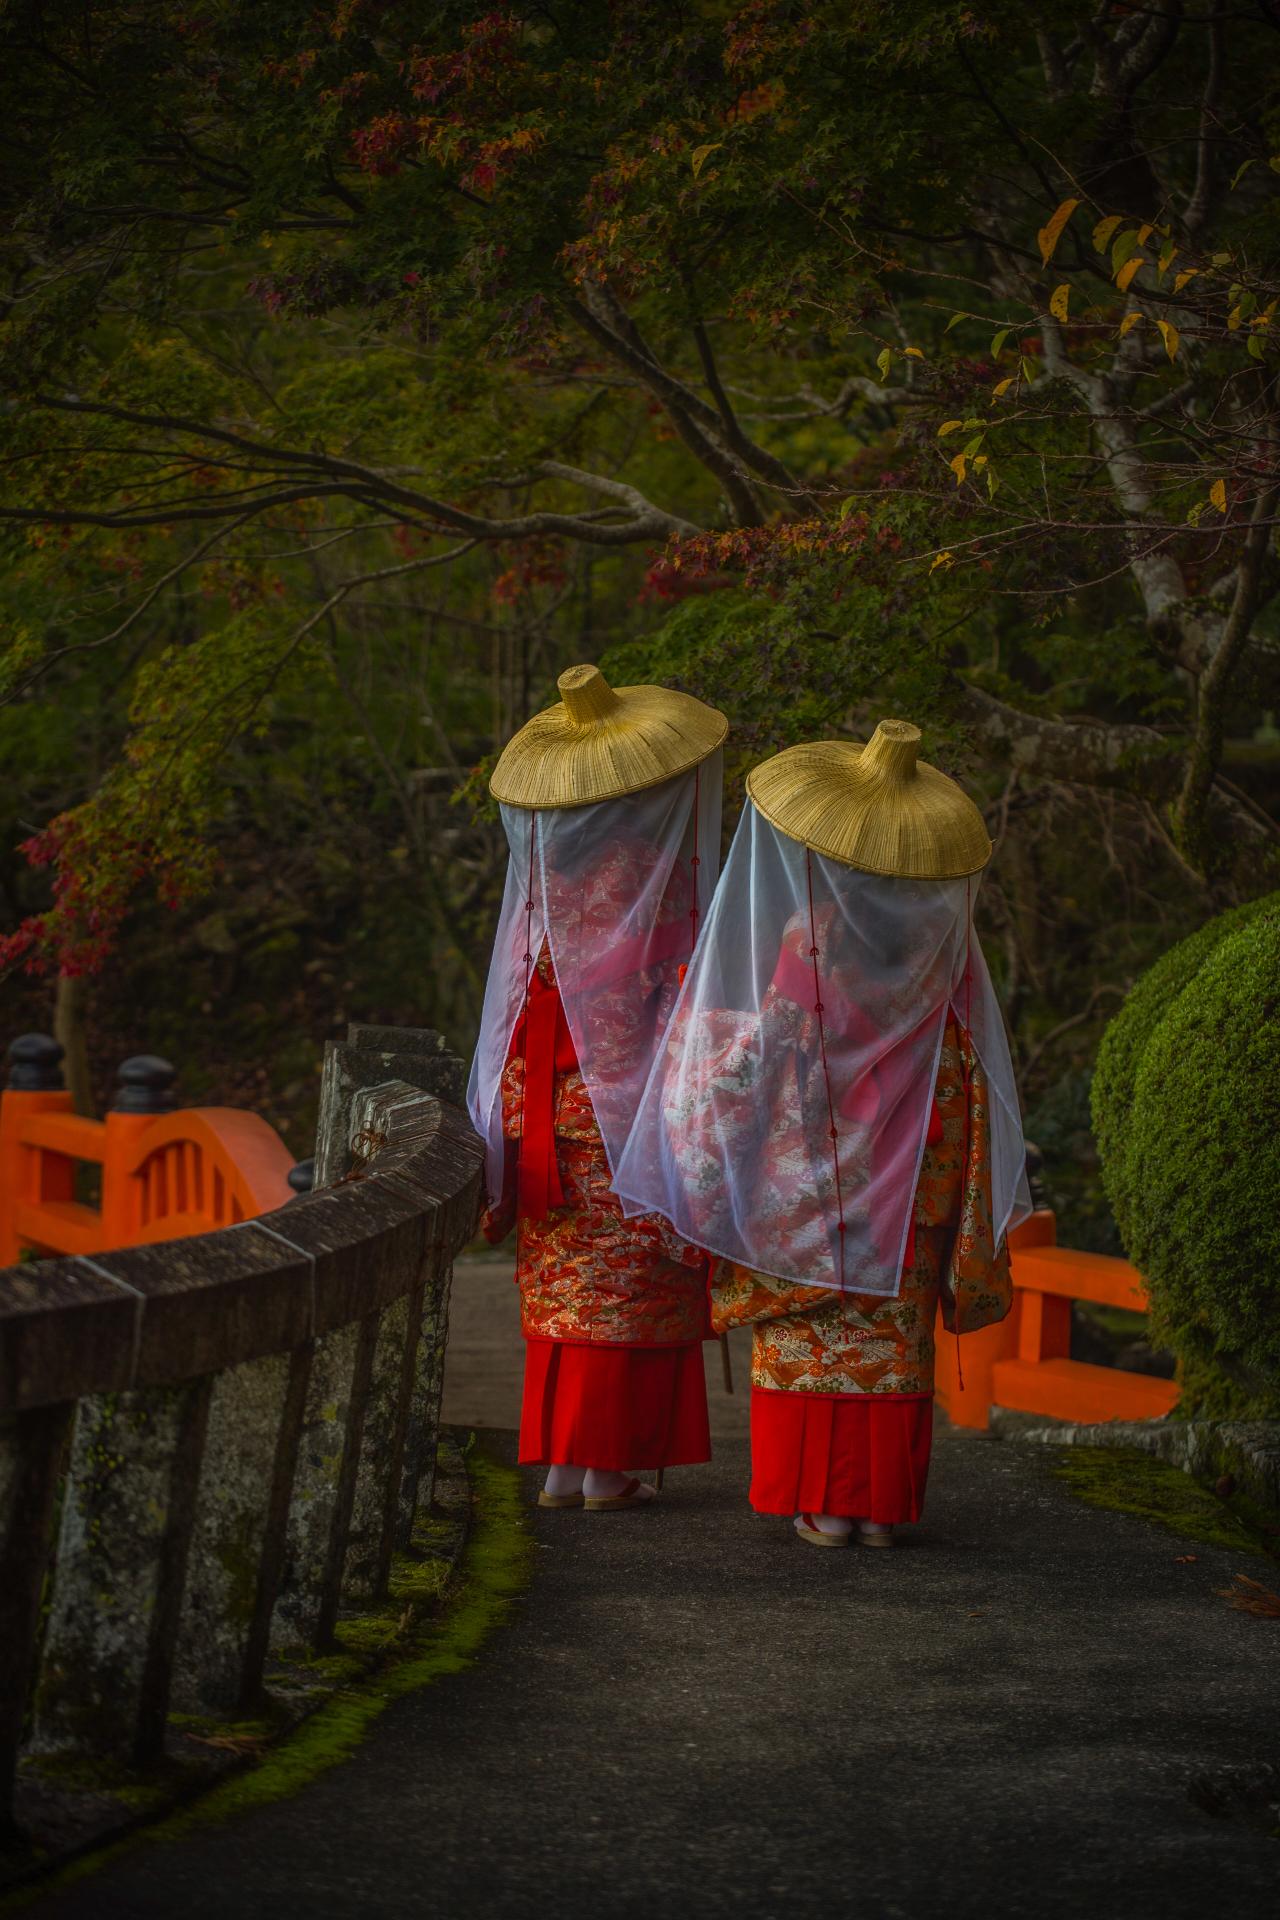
[54,973,95,1119]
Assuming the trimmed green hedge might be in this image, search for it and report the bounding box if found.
[1092,896,1280,1417]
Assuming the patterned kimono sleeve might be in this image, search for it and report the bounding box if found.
[710,1260,834,1333]
[479,1137,518,1247]
[479,1061,522,1247]
[647,1210,710,1273]
[939,1043,1013,1335]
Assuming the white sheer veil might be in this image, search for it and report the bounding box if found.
[613,799,1029,1296]
[467,754,723,1203]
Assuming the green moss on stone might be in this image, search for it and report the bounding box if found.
[6,1444,532,1914]
[1054,1447,1274,1558]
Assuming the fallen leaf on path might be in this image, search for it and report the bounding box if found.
[1217,1574,1280,1618]
[1174,1554,1198,1564]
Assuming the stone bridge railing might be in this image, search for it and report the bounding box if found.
[0,1026,484,1835]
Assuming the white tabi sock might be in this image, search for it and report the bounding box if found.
[544,1464,586,1499]
[797,1511,853,1537]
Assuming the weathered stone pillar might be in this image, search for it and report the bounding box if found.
[412,1252,454,1520]
[171,1349,299,1714]
[274,1030,466,1640]
[33,1381,211,1763]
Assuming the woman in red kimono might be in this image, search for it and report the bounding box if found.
[615,719,1029,1547]
[467,663,726,1511]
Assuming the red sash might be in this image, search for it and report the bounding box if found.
[509,968,580,1221]
[509,921,690,1223]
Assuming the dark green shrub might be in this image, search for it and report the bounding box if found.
[1094,902,1280,1417]
[1091,891,1279,1249]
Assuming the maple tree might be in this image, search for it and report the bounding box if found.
[1,1,1278,1107]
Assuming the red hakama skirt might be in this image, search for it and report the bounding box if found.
[519,1338,711,1470]
[749,1389,933,1523]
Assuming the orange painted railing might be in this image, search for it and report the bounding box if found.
[935,1209,1180,1429]
[0,1037,296,1264]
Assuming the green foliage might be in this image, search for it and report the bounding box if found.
[1094,903,1280,1415]
[1092,892,1280,1242]
[1,0,1278,1179]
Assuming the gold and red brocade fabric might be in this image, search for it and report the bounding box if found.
[481,948,707,1348]
[710,1019,1011,1395]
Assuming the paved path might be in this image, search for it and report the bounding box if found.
[32,1260,1280,1919]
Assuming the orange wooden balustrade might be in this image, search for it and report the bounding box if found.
[0,1038,296,1263]
[935,1208,1180,1429]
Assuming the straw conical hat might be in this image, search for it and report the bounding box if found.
[490,663,728,809]
[746,720,991,878]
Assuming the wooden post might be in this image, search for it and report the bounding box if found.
[0,1037,70,1265]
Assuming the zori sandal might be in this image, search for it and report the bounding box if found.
[537,1489,585,1509]
[857,1522,894,1548]
[794,1513,851,1549]
[583,1476,656,1512]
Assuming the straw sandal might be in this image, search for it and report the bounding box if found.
[794,1513,851,1549]
[583,1476,656,1512]
[537,1489,585,1509]
[857,1522,894,1549]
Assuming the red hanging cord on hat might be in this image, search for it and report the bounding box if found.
[689,764,702,953]
[952,874,974,1393]
[679,764,701,992]
[805,850,848,1291]
[516,818,538,1210]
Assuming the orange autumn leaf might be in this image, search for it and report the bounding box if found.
[1037,196,1079,267]
[1217,1574,1280,1617]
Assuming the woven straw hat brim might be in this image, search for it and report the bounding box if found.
[747,739,991,879]
[490,685,728,808]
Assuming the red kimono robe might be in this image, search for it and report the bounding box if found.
[710,1017,1011,1521]
[482,946,711,1471]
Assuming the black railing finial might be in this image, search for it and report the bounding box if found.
[112,1055,177,1114]
[7,1033,65,1092]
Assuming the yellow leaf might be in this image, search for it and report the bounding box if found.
[1173,268,1200,293]
[876,347,892,381]
[937,420,965,437]
[1209,479,1227,512]
[949,452,968,485]
[1049,283,1070,322]
[903,346,925,359]
[1158,241,1178,275]
[971,454,988,471]
[991,376,1014,398]
[1119,311,1143,337]
[1037,197,1080,267]
[986,465,1000,500]
[929,551,955,574]
[1092,214,1123,253]
[1157,319,1179,361]
[1228,305,1242,331]
[1115,256,1144,293]
[1136,223,1153,247]
[690,142,722,179]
